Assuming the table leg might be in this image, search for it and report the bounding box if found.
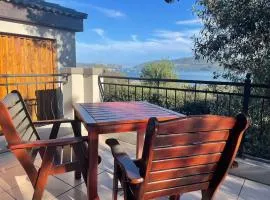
[136,129,145,159]
[87,127,100,200]
[72,115,82,179]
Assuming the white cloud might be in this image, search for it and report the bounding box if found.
[76,29,199,65]
[91,5,126,18]
[47,0,126,19]
[176,19,202,25]
[153,29,199,43]
[154,30,186,41]
[92,28,105,38]
[78,30,195,52]
[131,34,138,41]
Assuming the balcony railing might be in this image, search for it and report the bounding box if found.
[0,73,69,121]
[98,74,270,161]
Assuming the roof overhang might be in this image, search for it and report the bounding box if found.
[0,0,88,32]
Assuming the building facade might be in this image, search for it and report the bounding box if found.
[0,0,87,72]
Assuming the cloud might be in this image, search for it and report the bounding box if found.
[131,34,138,41]
[153,29,199,43]
[92,28,105,38]
[76,29,199,65]
[91,5,126,18]
[78,30,196,52]
[47,0,125,18]
[154,30,186,41]
[176,19,202,25]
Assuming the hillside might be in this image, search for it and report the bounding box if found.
[122,57,222,77]
[76,57,222,78]
[172,57,221,71]
[76,63,123,71]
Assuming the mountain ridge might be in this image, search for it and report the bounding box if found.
[77,57,221,71]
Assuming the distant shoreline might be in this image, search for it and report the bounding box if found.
[77,57,225,81]
[123,69,225,81]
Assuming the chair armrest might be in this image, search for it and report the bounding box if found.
[33,119,75,126]
[9,136,88,150]
[106,138,144,184]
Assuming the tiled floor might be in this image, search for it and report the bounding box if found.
[0,129,270,200]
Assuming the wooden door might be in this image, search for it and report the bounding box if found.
[0,33,57,119]
[0,33,57,98]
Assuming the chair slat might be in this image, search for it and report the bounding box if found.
[153,142,226,160]
[146,173,213,192]
[15,115,28,130]
[149,164,217,182]
[62,145,72,164]
[11,107,25,120]
[151,153,221,171]
[53,146,62,165]
[144,182,210,199]
[2,93,21,109]
[158,116,236,134]
[2,92,38,142]
[154,131,229,147]
[26,130,37,142]
[19,124,32,137]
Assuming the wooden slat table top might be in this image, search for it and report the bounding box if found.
[73,101,184,126]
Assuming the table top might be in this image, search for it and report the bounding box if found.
[73,101,184,126]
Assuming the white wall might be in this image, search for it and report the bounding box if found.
[60,68,104,118]
[0,20,76,69]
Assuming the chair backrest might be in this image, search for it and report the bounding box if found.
[0,90,40,146]
[36,88,64,120]
[139,114,248,199]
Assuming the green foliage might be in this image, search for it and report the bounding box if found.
[179,101,210,115]
[194,0,270,83]
[140,60,177,80]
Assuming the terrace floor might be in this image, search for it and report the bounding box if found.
[0,125,270,200]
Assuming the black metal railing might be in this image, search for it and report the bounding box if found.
[0,73,69,120]
[98,74,270,161]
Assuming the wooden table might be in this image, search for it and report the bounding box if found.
[73,101,184,200]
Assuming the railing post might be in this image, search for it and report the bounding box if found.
[5,75,9,94]
[128,79,130,101]
[239,73,251,157]
[243,73,251,115]
[157,80,160,104]
[98,76,105,101]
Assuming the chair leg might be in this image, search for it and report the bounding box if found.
[75,170,82,179]
[113,161,119,200]
[201,189,216,200]
[73,143,88,182]
[32,175,48,200]
[71,120,83,180]
[32,148,54,200]
[49,122,61,139]
[169,194,181,200]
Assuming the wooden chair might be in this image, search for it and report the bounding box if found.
[106,114,249,200]
[0,90,89,200]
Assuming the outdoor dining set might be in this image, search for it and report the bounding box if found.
[0,90,249,200]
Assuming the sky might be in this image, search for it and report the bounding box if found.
[47,0,201,66]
